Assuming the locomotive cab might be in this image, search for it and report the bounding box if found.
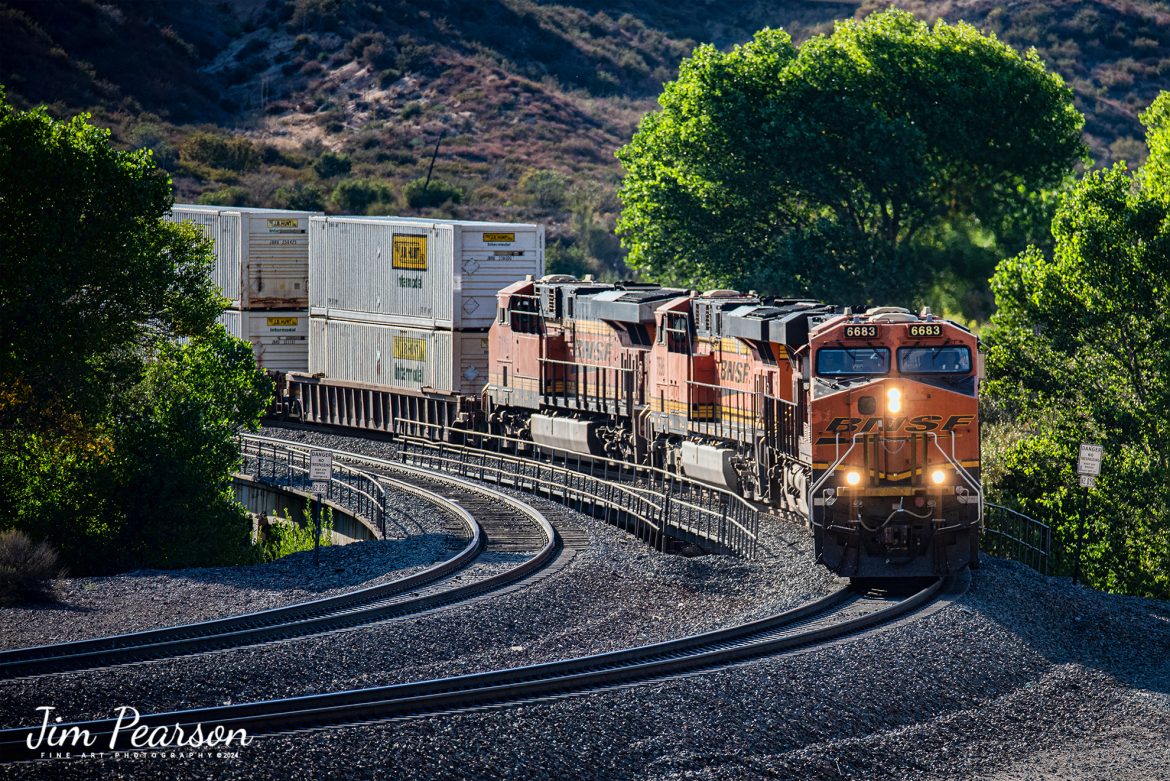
[806,307,982,578]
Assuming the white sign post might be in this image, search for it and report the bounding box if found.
[308,451,332,566]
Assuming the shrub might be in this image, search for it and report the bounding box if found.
[366,200,400,216]
[0,530,61,604]
[517,169,568,209]
[197,185,251,206]
[180,131,260,172]
[127,122,178,168]
[313,151,352,179]
[404,177,462,209]
[257,507,333,562]
[331,178,395,213]
[274,182,326,211]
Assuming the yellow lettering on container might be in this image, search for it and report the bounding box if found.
[393,336,427,362]
[266,317,298,327]
[392,235,428,270]
[266,218,301,232]
[483,232,515,243]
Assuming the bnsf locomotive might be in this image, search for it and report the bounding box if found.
[482,276,982,578]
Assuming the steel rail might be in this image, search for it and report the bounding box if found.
[0,441,561,680]
[0,577,957,761]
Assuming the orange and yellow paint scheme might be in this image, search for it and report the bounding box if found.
[806,310,982,577]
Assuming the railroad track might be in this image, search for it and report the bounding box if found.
[0,440,575,680]
[0,575,963,761]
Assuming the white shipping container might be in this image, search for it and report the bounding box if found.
[168,205,318,309]
[309,317,489,395]
[218,309,309,373]
[309,217,544,330]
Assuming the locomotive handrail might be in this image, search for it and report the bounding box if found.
[540,356,636,374]
[925,431,983,524]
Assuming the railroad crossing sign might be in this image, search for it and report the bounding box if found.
[310,450,332,494]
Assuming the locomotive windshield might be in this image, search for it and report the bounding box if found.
[897,346,971,374]
[815,347,890,376]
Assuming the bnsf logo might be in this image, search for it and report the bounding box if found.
[719,360,749,383]
[576,340,613,362]
[823,415,975,434]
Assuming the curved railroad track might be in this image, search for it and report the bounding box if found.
[0,574,964,761]
[0,439,578,680]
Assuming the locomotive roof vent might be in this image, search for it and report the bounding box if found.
[541,274,578,284]
[866,306,917,324]
[770,303,838,348]
[702,289,743,297]
[574,286,685,324]
[722,304,775,341]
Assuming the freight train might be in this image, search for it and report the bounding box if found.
[169,205,982,578]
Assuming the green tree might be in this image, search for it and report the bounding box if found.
[616,10,1085,311]
[983,145,1170,598]
[0,92,271,574]
[1139,90,1170,202]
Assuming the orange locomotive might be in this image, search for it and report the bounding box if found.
[806,307,982,577]
[486,275,982,578]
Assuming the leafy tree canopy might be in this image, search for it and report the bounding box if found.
[0,90,271,574]
[983,104,1170,597]
[616,9,1086,311]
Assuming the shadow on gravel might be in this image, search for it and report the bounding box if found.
[965,558,1170,694]
[0,599,94,615]
[162,534,461,593]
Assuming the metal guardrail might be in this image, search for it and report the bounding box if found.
[982,502,1052,574]
[390,432,761,558]
[237,435,390,539]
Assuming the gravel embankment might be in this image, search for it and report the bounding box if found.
[6,558,1166,781]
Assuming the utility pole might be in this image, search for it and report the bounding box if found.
[424,131,444,191]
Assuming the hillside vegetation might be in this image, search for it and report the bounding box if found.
[2,0,1169,279]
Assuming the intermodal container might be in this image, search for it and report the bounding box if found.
[309,217,544,330]
[167,205,318,309]
[219,309,309,372]
[308,317,488,395]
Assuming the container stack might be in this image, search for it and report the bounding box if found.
[167,205,319,372]
[308,217,545,395]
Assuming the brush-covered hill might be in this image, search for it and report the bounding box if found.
[2,0,1169,276]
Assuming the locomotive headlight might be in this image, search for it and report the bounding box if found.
[931,468,947,485]
[886,387,903,414]
[845,470,862,486]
